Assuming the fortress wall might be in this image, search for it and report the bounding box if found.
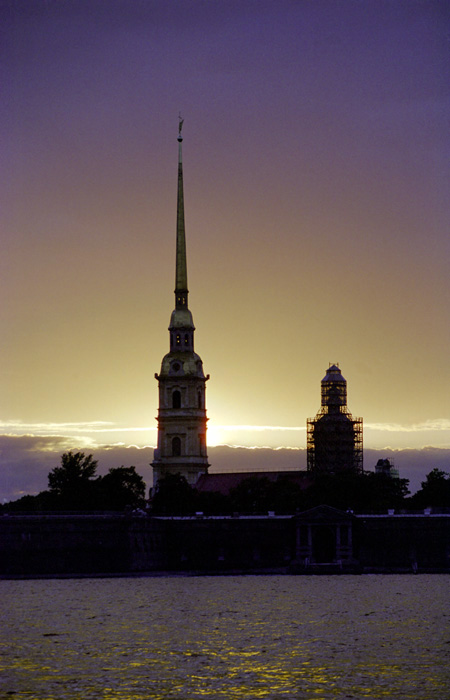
[0,515,131,576]
[355,515,450,572]
[1,513,449,576]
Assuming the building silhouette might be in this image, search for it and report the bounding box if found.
[152,122,209,486]
[307,364,363,475]
[375,458,399,479]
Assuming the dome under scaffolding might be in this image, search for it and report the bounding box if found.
[307,363,363,475]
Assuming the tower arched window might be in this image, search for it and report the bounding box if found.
[172,390,181,409]
[184,334,189,346]
[176,334,181,346]
[172,437,181,456]
[197,391,202,408]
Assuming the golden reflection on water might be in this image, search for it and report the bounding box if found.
[1,575,449,699]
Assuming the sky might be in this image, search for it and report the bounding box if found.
[1,0,449,500]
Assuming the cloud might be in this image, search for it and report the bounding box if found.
[363,447,450,495]
[0,420,154,436]
[208,422,450,450]
[365,419,450,433]
[1,420,449,452]
[216,425,305,432]
[0,435,153,502]
[1,435,449,504]
[208,445,450,495]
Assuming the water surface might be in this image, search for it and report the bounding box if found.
[1,575,448,699]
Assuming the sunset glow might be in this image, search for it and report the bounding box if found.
[2,0,449,500]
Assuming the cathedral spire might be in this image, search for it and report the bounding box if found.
[152,121,210,488]
[175,116,188,309]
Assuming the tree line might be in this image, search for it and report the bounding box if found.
[2,451,449,515]
[151,468,450,516]
[3,451,146,512]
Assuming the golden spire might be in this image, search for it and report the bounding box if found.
[175,115,188,307]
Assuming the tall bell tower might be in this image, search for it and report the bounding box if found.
[152,120,209,487]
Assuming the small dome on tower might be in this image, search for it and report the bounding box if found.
[322,364,346,383]
[160,351,205,378]
[169,308,195,330]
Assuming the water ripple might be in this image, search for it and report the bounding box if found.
[1,575,449,699]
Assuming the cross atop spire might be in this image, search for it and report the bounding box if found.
[175,117,188,308]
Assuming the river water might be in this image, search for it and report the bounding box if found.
[1,575,448,699]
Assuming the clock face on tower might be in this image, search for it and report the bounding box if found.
[171,362,181,372]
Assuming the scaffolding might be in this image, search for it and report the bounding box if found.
[307,409,363,474]
[307,364,363,475]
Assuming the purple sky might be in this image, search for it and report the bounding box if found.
[1,0,449,500]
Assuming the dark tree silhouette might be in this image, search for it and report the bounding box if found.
[47,451,98,509]
[410,468,450,509]
[304,472,409,513]
[99,466,146,510]
[1,490,57,512]
[267,477,307,514]
[229,476,272,514]
[196,490,231,516]
[151,473,196,515]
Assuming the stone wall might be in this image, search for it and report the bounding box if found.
[0,514,131,576]
[355,514,450,572]
[1,511,449,576]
